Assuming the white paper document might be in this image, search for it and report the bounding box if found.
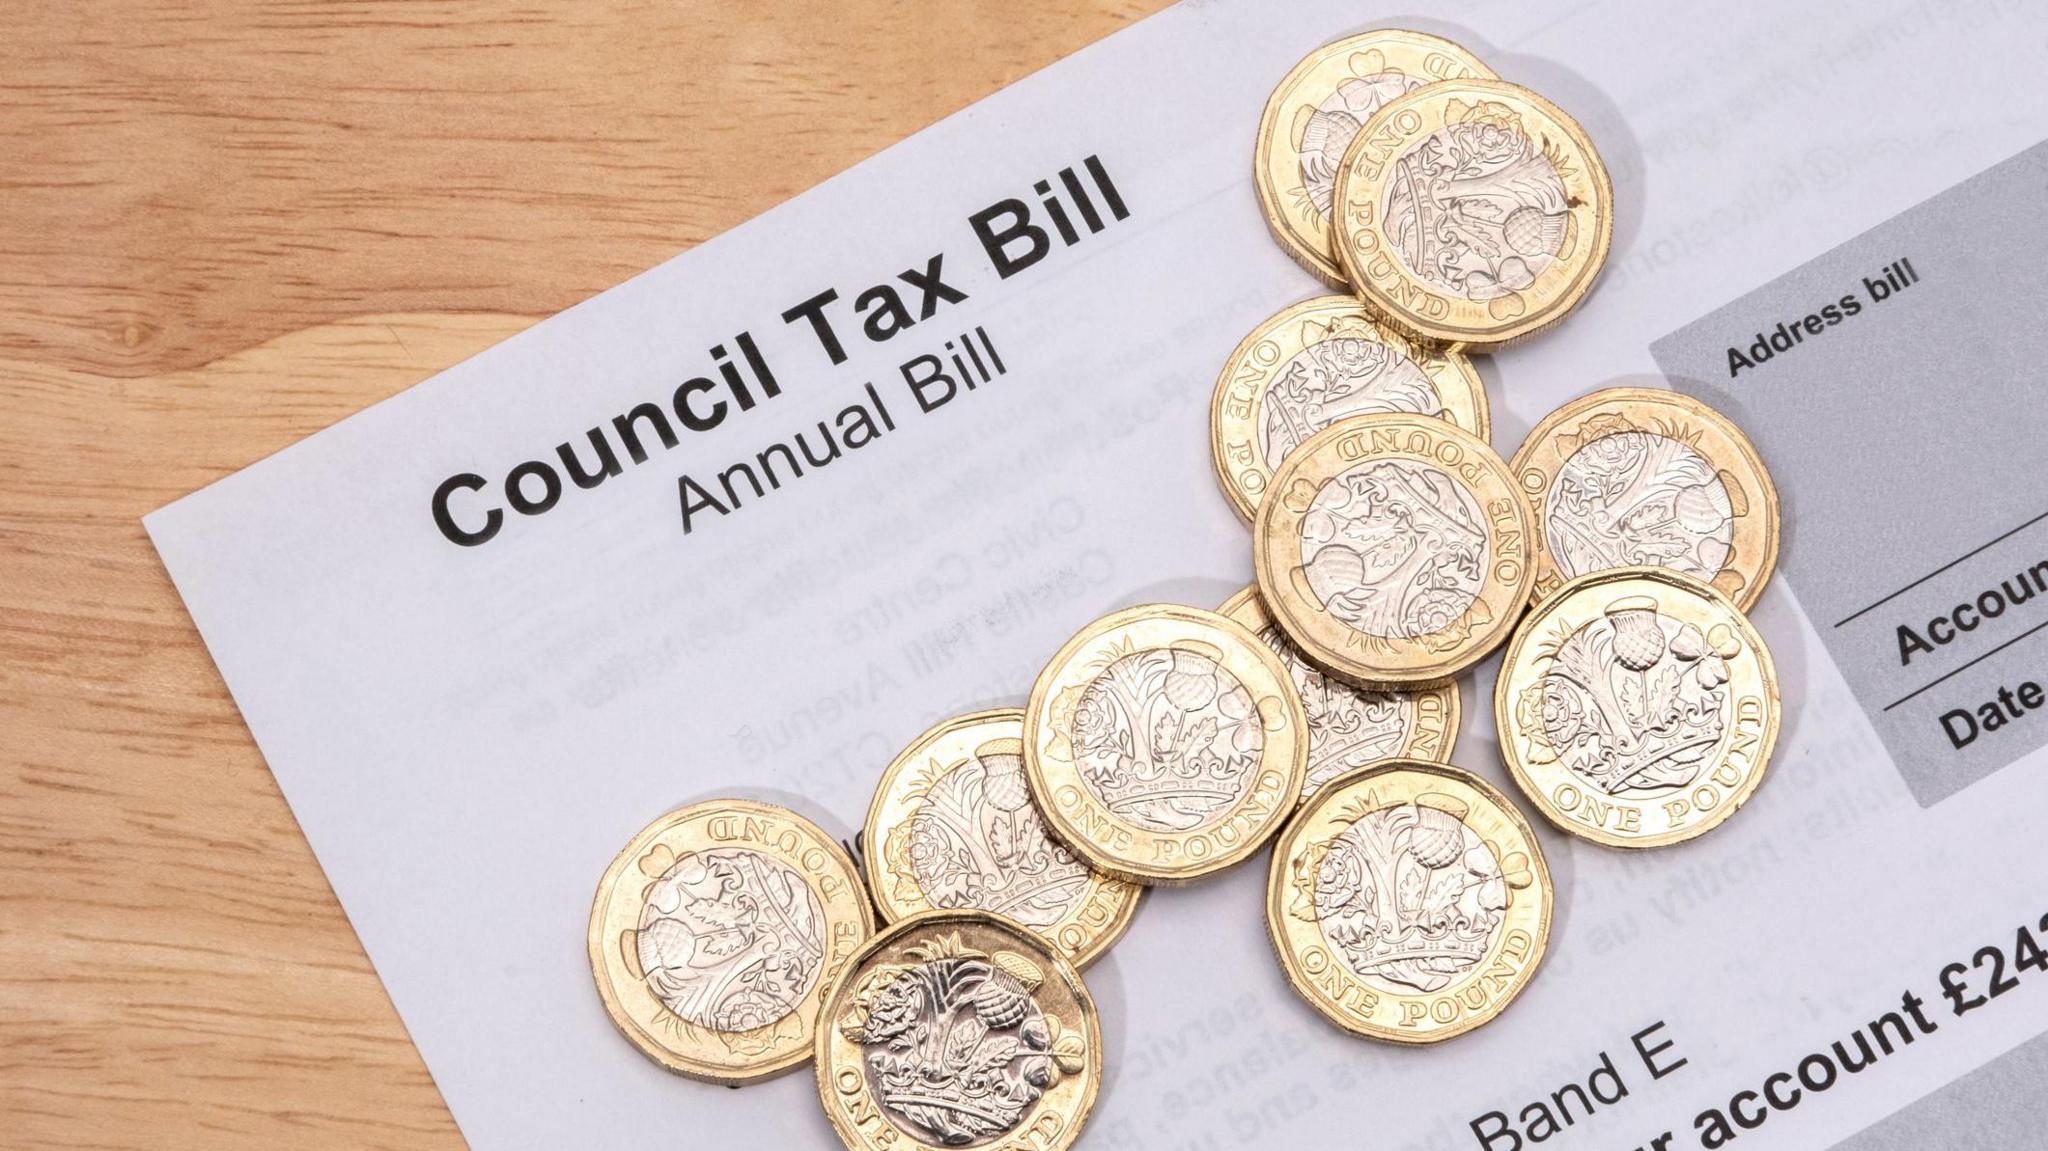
[146,2,2048,1148]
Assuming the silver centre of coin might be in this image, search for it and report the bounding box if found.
[1546,431,1736,581]
[1255,622,1416,800]
[1531,596,1733,797]
[1299,70,1428,222]
[635,848,825,1033]
[898,747,1092,929]
[853,955,1056,1147]
[1313,801,1508,994]
[1258,323,1445,471]
[1300,459,1490,639]
[1070,647,1263,832]
[1381,102,1569,300]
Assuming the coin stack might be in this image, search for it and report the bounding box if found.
[586,28,1785,1151]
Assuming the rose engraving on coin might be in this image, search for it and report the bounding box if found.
[1511,388,1779,609]
[1521,595,1738,798]
[1265,761,1552,1043]
[1548,431,1736,581]
[836,932,1087,1148]
[1296,795,1528,994]
[1260,317,1445,464]
[1382,98,1569,301]
[1070,646,1264,832]
[1301,459,1490,640]
[883,742,1092,930]
[636,847,826,1034]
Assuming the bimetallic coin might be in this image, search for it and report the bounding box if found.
[817,910,1101,1151]
[1332,79,1614,350]
[1023,603,1308,885]
[1218,584,1459,804]
[1210,295,1490,523]
[1510,387,1780,610]
[588,799,873,1084]
[1255,30,1495,285]
[1253,413,1534,686]
[862,709,1143,968]
[1495,567,1780,848]
[1267,759,1552,1043]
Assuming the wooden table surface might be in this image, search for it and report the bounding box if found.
[0,4,1166,1145]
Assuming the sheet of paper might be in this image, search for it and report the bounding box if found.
[145,2,2048,1148]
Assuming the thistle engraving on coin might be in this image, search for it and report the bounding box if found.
[1301,459,1490,640]
[1517,594,1740,798]
[1382,98,1571,302]
[883,742,1092,930]
[836,933,1087,1147]
[1066,645,1263,832]
[1292,794,1531,994]
[634,848,826,1042]
[1259,316,1445,466]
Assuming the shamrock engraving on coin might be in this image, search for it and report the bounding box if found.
[588,799,873,1083]
[1495,567,1780,848]
[1218,584,1458,804]
[1254,413,1533,686]
[1210,295,1489,523]
[1255,29,1495,284]
[1023,604,1308,884]
[863,709,1143,968]
[1510,387,1780,609]
[1333,79,1613,349]
[1267,759,1551,1042]
[817,911,1100,1151]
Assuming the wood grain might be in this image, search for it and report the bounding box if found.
[0,4,1167,1146]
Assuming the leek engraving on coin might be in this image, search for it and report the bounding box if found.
[636,847,826,1035]
[1301,460,1490,639]
[1071,648,1263,832]
[1547,429,1738,583]
[1519,595,1738,797]
[1255,621,1416,796]
[883,743,1092,930]
[1259,317,1445,465]
[837,934,1087,1147]
[1383,98,1570,301]
[1295,796,1526,994]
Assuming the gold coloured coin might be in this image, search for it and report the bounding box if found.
[817,910,1101,1151]
[1253,413,1534,686]
[1509,387,1780,610]
[1255,29,1495,285]
[588,799,873,1084]
[862,709,1143,969]
[1209,295,1490,523]
[1218,584,1458,804]
[1332,78,1614,350]
[1495,567,1780,848]
[1266,759,1551,1043]
[1023,603,1308,885]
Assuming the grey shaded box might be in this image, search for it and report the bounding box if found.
[1652,142,2048,806]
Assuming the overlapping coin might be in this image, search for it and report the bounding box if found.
[1218,584,1458,804]
[1266,759,1551,1042]
[1255,29,1495,285]
[1023,603,1308,884]
[1210,295,1489,523]
[1495,567,1780,848]
[817,910,1101,1151]
[1332,78,1613,350]
[1253,413,1533,686]
[1510,387,1780,609]
[588,799,874,1083]
[862,709,1143,968]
